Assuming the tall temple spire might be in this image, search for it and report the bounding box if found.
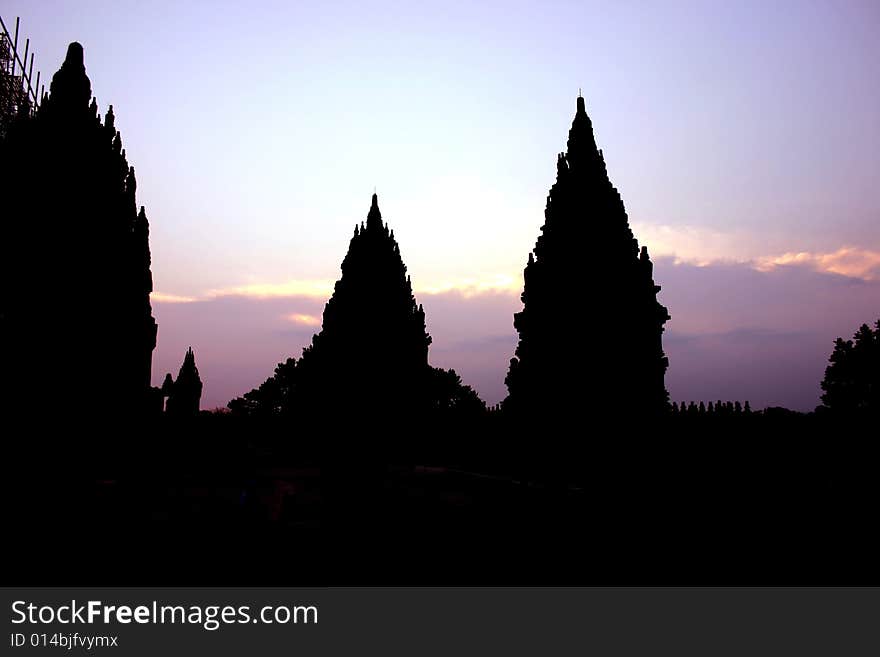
[367,192,382,230]
[0,43,158,420]
[504,94,670,421]
[47,42,91,112]
[564,95,598,170]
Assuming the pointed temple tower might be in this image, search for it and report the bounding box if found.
[0,43,157,419]
[229,193,440,419]
[297,193,433,416]
[165,347,203,417]
[504,95,670,419]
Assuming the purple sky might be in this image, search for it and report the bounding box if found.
[6,1,879,410]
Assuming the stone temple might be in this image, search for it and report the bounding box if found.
[504,95,670,419]
[0,43,158,419]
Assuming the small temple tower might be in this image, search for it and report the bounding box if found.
[504,94,670,420]
[165,347,203,417]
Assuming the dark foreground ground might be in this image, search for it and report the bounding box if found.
[4,410,878,585]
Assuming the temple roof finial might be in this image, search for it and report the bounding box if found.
[367,191,382,228]
[49,41,92,109]
[65,42,84,67]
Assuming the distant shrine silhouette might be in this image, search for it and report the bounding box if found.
[0,43,160,419]
[163,347,203,417]
[504,95,670,418]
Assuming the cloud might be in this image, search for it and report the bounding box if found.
[153,273,522,305]
[417,274,521,297]
[204,280,335,300]
[284,312,321,326]
[151,291,200,303]
[631,222,759,265]
[633,223,880,282]
[754,247,880,280]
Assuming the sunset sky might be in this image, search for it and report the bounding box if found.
[7,1,879,410]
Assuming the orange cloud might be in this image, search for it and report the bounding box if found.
[632,223,880,281]
[754,247,880,280]
[205,280,335,300]
[151,292,199,303]
[284,313,321,326]
[631,222,758,266]
[417,274,521,297]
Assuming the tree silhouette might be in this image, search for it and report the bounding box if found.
[426,367,485,417]
[228,357,298,418]
[820,320,880,414]
[504,95,670,419]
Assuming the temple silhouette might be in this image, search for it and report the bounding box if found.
[0,42,158,419]
[164,347,203,416]
[504,95,670,419]
[229,193,483,420]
